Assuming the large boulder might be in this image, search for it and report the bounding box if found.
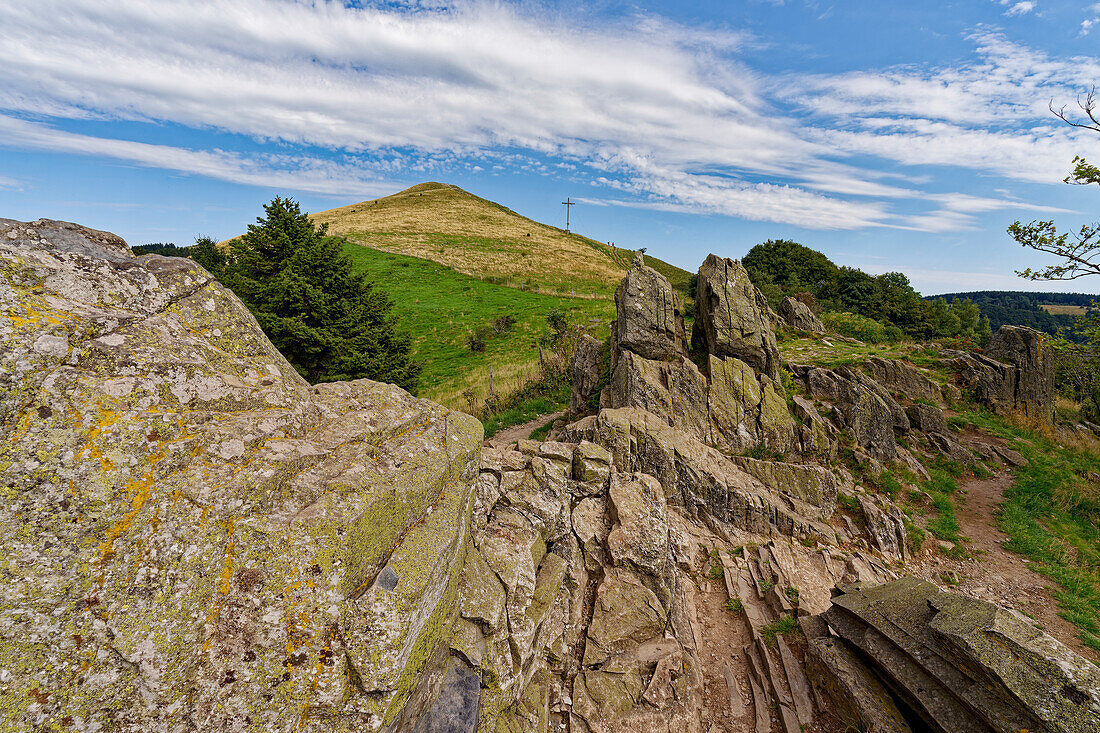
[795,364,908,461]
[951,325,1055,422]
[821,578,1100,733]
[0,219,483,731]
[691,254,781,380]
[778,296,825,334]
[612,252,687,364]
[985,325,1055,421]
[569,334,605,413]
[863,357,941,403]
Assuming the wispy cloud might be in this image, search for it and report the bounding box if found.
[996,1,1036,17]
[0,0,1094,233]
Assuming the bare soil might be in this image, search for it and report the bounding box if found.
[485,410,565,449]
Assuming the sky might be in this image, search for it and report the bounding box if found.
[2,0,1100,295]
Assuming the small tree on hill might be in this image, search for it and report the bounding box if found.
[201,197,419,392]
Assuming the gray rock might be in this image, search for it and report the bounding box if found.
[778,296,825,333]
[859,495,910,560]
[612,254,687,363]
[905,403,948,434]
[691,254,781,380]
[863,358,941,402]
[806,636,913,733]
[569,334,605,413]
[953,326,1055,422]
[0,219,484,731]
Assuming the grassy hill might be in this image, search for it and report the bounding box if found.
[312,182,692,410]
[312,182,689,299]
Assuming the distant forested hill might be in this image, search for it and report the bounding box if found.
[928,291,1097,340]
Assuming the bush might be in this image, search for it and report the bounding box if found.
[491,314,516,334]
[467,332,486,353]
[821,311,890,343]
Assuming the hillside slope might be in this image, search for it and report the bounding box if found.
[312,181,690,298]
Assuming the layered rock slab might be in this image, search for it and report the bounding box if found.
[0,219,482,731]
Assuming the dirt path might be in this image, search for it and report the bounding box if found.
[693,577,759,733]
[910,470,1095,660]
[485,410,565,448]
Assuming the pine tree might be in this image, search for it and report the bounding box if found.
[201,197,420,392]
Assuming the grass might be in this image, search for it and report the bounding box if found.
[952,407,1100,654]
[725,597,744,614]
[481,372,571,439]
[342,242,611,408]
[313,182,691,299]
[760,614,799,646]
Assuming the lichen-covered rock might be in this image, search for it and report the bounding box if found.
[823,578,1100,733]
[0,219,483,731]
[607,349,710,443]
[612,253,687,364]
[797,365,908,461]
[778,296,825,334]
[806,636,913,733]
[569,334,606,413]
[731,457,838,518]
[984,325,1055,421]
[691,254,781,380]
[951,326,1055,422]
[858,495,910,560]
[905,403,948,434]
[863,357,941,403]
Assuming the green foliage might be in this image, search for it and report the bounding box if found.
[707,564,725,580]
[760,615,799,646]
[821,312,891,343]
[724,597,744,614]
[482,367,571,438]
[209,198,420,391]
[132,242,189,257]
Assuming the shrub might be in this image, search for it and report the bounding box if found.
[821,311,890,343]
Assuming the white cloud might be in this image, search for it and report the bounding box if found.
[0,1,1094,233]
[997,1,1036,17]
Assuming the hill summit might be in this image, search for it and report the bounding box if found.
[311,182,689,297]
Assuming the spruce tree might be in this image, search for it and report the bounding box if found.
[201,197,420,392]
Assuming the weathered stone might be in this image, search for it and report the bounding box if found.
[731,456,838,517]
[985,325,1055,421]
[0,219,484,730]
[994,444,1028,467]
[573,440,612,485]
[607,473,672,584]
[952,326,1055,422]
[927,432,977,464]
[570,334,606,412]
[859,495,910,560]
[459,547,507,629]
[863,358,941,402]
[613,253,687,363]
[583,569,668,666]
[824,578,1100,733]
[778,296,825,333]
[905,403,947,434]
[791,394,837,457]
[607,349,710,443]
[806,636,913,733]
[691,254,781,380]
[799,365,907,460]
[707,354,763,453]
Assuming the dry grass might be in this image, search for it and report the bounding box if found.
[311,182,686,297]
[1040,304,1088,315]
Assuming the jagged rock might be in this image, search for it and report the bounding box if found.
[927,432,977,464]
[994,444,1028,467]
[583,568,668,666]
[863,357,941,402]
[791,394,838,457]
[778,296,825,334]
[0,219,483,730]
[691,254,781,380]
[731,457,838,518]
[607,349,710,443]
[612,253,687,363]
[952,325,1055,422]
[570,334,605,413]
[708,354,797,453]
[822,578,1100,733]
[859,495,910,559]
[797,365,908,461]
[806,637,913,733]
[985,325,1055,421]
[905,403,948,434]
[607,473,672,584]
[573,440,612,485]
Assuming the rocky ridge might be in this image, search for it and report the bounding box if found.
[2,220,1095,733]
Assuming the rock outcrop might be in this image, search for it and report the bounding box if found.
[777,296,825,334]
[816,578,1100,733]
[952,325,1055,421]
[692,254,781,381]
[0,219,483,730]
[569,334,604,412]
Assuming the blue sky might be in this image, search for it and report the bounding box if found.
[2,0,1100,295]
